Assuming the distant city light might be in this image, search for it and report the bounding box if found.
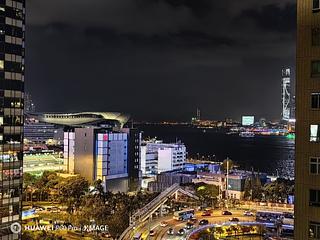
[242,116,254,126]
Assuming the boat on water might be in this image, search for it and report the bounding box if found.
[239,131,255,138]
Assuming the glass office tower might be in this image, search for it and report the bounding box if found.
[0,0,25,239]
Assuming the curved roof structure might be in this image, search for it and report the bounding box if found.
[29,112,130,127]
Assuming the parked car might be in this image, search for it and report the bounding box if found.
[199,219,209,226]
[243,211,254,216]
[222,210,232,215]
[229,217,240,222]
[201,211,211,216]
[50,207,61,213]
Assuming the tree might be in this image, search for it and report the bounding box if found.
[36,231,65,240]
[221,158,234,172]
[263,178,294,203]
[35,171,61,201]
[106,208,129,238]
[23,173,39,202]
[58,176,89,212]
[252,174,263,201]
[243,177,252,200]
[195,183,219,206]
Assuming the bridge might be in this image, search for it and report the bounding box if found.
[119,183,199,240]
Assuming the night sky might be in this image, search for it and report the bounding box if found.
[26,0,296,121]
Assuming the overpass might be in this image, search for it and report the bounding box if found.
[119,184,199,240]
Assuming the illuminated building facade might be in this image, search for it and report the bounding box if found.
[295,1,320,239]
[24,93,35,113]
[64,127,141,192]
[140,140,186,176]
[282,68,291,121]
[0,0,25,240]
[0,0,25,239]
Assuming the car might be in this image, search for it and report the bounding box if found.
[204,208,213,213]
[199,219,209,226]
[167,228,174,235]
[201,211,211,216]
[50,207,61,213]
[188,217,197,224]
[229,217,240,222]
[160,221,168,227]
[244,211,254,216]
[177,228,186,236]
[185,222,194,230]
[222,210,232,215]
[149,230,156,236]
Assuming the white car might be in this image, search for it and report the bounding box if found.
[243,211,254,216]
[160,221,168,227]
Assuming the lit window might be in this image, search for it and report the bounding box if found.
[310,157,320,174]
[313,28,320,46]
[310,124,320,142]
[314,0,320,12]
[309,222,320,239]
[0,60,3,70]
[309,189,320,207]
[312,61,320,77]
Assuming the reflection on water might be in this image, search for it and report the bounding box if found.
[138,125,295,178]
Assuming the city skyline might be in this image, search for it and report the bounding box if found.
[26,0,295,121]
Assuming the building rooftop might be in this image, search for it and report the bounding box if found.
[27,112,131,127]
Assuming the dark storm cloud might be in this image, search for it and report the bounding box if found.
[26,0,296,121]
[239,3,296,33]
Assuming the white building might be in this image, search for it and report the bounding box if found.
[140,140,186,176]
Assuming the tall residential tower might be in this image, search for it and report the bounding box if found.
[0,0,25,239]
[295,0,320,239]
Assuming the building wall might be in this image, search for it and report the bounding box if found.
[64,128,140,192]
[24,121,55,143]
[74,128,95,182]
[158,148,173,172]
[141,142,186,175]
[148,172,195,192]
[96,132,128,181]
[64,132,75,174]
[0,0,25,239]
[296,1,320,239]
[122,128,141,191]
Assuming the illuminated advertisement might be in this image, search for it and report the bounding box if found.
[242,116,254,126]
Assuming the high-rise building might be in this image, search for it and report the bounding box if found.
[0,1,25,239]
[24,93,35,113]
[295,1,320,239]
[196,108,201,121]
[281,68,291,121]
[64,127,141,192]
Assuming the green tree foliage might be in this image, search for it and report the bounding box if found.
[22,231,65,240]
[243,177,252,200]
[195,183,219,206]
[221,158,234,172]
[58,176,89,212]
[243,173,263,201]
[263,178,294,203]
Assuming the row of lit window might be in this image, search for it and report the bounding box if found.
[6,0,24,11]
[5,16,22,27]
